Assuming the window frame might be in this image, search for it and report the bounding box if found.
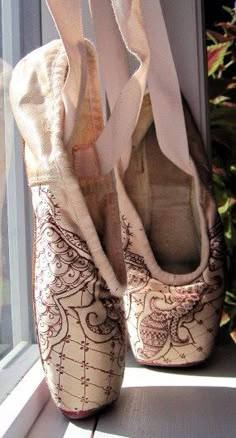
[0,356,49,438]
[0,0,42,400]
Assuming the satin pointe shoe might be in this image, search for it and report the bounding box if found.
[90,0,226,367]
[9,1,127,418]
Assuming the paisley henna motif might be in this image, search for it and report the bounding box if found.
[122,215,225,365]
[32,186,125,412]
[34,187,125,356]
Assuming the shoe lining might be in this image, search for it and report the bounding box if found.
[65,42,126,286]
[124,122,201,275]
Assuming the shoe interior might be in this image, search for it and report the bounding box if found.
[124,98,201,275]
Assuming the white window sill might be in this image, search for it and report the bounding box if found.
[1,342,235,438]
[0,344,39,405]
[0,354,49,438]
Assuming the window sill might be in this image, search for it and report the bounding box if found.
[0,344,39,405]
[14,342,236,438]
[0,349,49,438]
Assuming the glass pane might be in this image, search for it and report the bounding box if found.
[0,55,12,360]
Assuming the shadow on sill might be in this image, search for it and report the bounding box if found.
[94,385,236,438]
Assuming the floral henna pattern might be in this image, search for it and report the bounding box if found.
[32,186,125,412]
[122,215,225,364]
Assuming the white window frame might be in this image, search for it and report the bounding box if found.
[0,1,209,436]
[0,0,41,403]
[2,0,31,356]
[0,359,49,438]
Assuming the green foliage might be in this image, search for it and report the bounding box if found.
[208,42,232,76]
[207,6,236,342]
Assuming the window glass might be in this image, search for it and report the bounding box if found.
[0,55,12,361]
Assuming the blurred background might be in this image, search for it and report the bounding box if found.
[204,0,236,343]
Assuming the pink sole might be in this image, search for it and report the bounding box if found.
[60,407,98,419]
[135,357,208,368]
[59,400,116,420]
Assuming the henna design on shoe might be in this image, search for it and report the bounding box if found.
[32,186,126,416]
[122,216,225,366]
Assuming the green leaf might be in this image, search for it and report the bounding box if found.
[222,6,234,15]
[224,215,233,240]
[230,165,236,173]
[220,310,231,326]
[225,290,236,301]
[207,30,230,44]
[212,171,226,188]
[225,298,236,306]
[207,42,232,76]
[230,329,236,343]
[214,187,228,209]
[219,198,231,215]
[211,96,230,105]
[227,82,236,89]
[215,22,236,32]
